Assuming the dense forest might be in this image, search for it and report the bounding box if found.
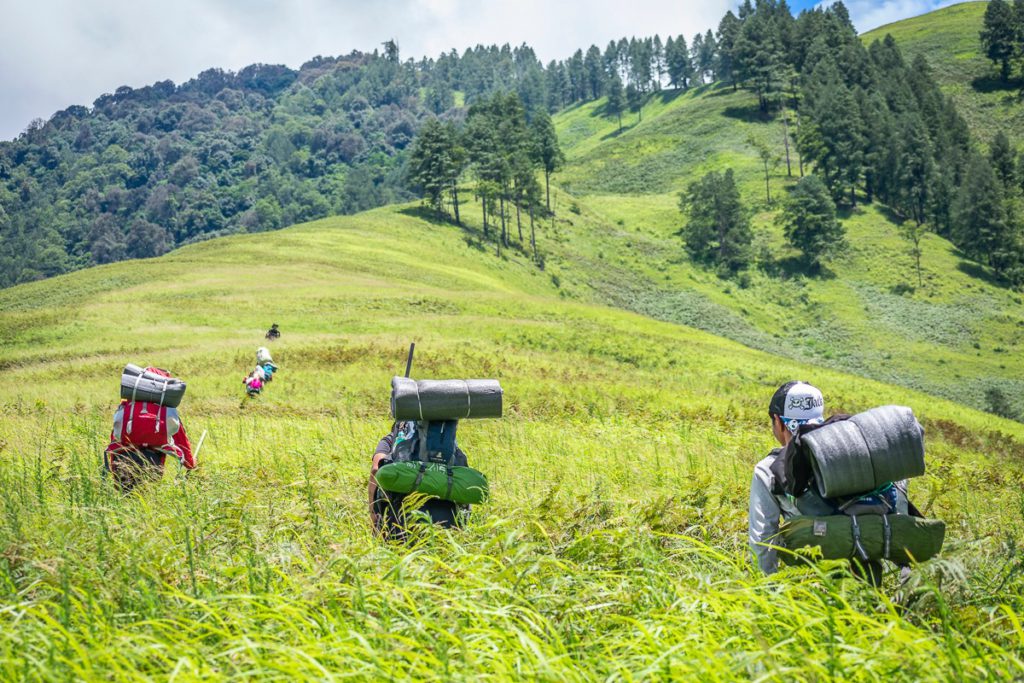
[2,0,1024,289]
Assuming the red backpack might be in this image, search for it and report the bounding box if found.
[113,366,181,454]
[116,401,178,449]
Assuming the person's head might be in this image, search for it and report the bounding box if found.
[768,381,824,446]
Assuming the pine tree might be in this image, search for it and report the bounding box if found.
[407,118,452,219]
[679,168,752,272]
[900,221,930,288]
[783,174,844,272]
[801,60,864,205]
[700,30,718,82]
[990,131,1017,190]
[530,111,564,212]
[690,33,706,85]
[606,75,625,132]
[734,6,787,112]
[748,135,778,204]
[716,12,742,90]
[583,46,605,99]
[895,114,934,225]
[652,35,666,89]
[953,154,1013,274]
[981,0,1018,82]
[626,83,644,122]
[667,35,692,89]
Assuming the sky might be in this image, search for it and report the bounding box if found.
[0,0,964,141]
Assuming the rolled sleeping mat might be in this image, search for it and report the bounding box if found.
[779,514,945,565]
[120,364,187,407]
[849,405,926,487]
[391,377,503,420]
[375,462,489,505]
[803,420,875,498]
[803,405,925,498]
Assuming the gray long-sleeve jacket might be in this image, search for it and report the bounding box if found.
[748,448,909,574]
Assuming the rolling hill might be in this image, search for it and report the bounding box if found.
[546,80,1024,419]
[2,2,1024,679]
[1,203,1023,678]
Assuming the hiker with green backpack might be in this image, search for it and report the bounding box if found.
[748,381,944,584]
[370,420,473,537]
[369,346,502,539]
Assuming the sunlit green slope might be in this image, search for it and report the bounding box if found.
[1,206,1023,678]
[547,45,1023,417]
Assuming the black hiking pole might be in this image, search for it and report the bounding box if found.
[404,342,415,378]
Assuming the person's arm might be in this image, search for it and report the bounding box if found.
[369,433,394,524]
[749,466,784,575]
[173,416,195,470]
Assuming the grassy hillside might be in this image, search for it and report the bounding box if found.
[1,207,1024,678]
[863,1,1024,145]
[547,80,1024,418]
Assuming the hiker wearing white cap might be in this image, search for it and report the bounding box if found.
[749,381,831,574]
[748,381,910,577]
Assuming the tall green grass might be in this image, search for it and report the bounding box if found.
[1,207,1023,679]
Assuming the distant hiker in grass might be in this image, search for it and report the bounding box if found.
[243,366,265,397]
[749,381,914,583]
[369,421,471,539]
[105,365,195,492]
[265,323,280,341]
[256,347,278,379]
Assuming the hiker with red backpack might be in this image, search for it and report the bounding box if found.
[104,365,195,491]
[748,381,944,585]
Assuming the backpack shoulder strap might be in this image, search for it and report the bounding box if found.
[417,422,429,464]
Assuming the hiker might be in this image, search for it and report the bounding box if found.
[265,323,280,341]
[257,347,277,383]
[748,381,911,581]
[369,421,471,538]
[243,367,264,397]
[369,369,501,540]
[105,365,195,491]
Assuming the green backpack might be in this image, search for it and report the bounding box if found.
[375,420,489,505]
[780,514,945,566]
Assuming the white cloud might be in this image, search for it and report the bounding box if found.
[0,0,735,140]
[0,0,963,140]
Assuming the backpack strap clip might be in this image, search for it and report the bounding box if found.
[850,514,869,561]
[412,462,428,489]
[882,514,892,560]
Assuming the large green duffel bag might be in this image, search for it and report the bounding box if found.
[779,514,945,565]
[375,461,489,505]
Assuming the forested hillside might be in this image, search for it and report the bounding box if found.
[0,41,601,286]
[864,2,1024,144]
[7,1,1022,291]
[390,1,1024,418]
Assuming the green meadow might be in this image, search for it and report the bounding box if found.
[1,203,1024,679]
[3,3,1024,679]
